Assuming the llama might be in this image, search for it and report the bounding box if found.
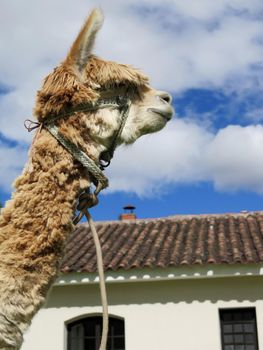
[0,8,173,349]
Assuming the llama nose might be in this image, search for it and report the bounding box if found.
[158,91,173,104]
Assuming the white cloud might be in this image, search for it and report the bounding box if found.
[107,119,212,195]
[106,120,263,196]
[205,124,263,192]
[1,0,263,141]
[0,143,28,193]
[2,119,263,197]
[1,0,263,196]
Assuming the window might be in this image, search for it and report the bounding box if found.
[219,308,258,350]
[67,316,125,350]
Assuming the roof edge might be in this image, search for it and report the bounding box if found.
[78,210,263,226]
[55,263,263,286]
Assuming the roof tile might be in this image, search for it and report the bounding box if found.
[61,212,263,272]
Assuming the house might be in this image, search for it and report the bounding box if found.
[21,210,263,350]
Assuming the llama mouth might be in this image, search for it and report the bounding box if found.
[149,107,173,121]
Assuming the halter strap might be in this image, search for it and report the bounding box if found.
[25,96,131,192]
[45,124,109,189]
[99,97,131,165]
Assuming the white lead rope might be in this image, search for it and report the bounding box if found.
[85,210,108,350]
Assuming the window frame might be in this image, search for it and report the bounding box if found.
[219,307,259,350]
[66,314,125,350]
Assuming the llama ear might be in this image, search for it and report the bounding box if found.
[65,8,104,75]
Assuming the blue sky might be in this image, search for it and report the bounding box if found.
[1,0,263,221]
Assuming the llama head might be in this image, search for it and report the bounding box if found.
[35,8,173,160]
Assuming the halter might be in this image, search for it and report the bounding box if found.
[25,95,131,196]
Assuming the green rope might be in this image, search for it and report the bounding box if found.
[45,124,109,189]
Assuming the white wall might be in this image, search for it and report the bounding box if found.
[21,276,263,350]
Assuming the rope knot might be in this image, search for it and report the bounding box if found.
[24,119,42,132]
[73,188,100,225]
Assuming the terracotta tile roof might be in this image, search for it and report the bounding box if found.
[61,211,263,272]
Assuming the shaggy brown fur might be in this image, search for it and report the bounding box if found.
[35,56,148,119]
[0,8,173,350]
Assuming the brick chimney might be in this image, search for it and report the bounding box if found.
[119,205,137,221]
